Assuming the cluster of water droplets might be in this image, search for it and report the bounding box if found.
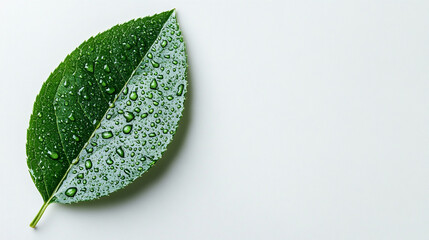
[54,13,187,202]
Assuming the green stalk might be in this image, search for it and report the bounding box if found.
[29,201,50,228]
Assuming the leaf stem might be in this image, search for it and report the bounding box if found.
[30,201,50,228]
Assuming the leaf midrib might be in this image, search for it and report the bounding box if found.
[46,10,175,204]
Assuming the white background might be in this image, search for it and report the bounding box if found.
[0,0,428,239]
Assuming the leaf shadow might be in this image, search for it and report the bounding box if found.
[62,58,193,211]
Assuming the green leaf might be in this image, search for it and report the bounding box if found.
[26,9,187,227]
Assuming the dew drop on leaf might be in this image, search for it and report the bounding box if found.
[123,125,132,134]
[116,147,125,158]
[150,79,158,89]
[102,131,113,139]
[48,151,59,160]
[151,60,160,68]
[85,160,92,169]
[106,87,116,95]
[106,158,114,165]
[103,64,111,73]
[68,113,75,121]
[177,84,184,96]
[65,187,77,197]
[124,112,135,122]
[84,62,94,73]
[72,135,80,142]
[130,91,138,101]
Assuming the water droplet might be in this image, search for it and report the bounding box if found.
[172,60,178,65]
[48,151,59,160]
[141,113,148,118]
[177,84,184,96]
[123,125,132,134]
[130,91,138,100]
[149,79,158,89]
[116,147,125,158]
[147,53,153,59]
[103,64,111,73]
[151,60,160,68]
[105,158,114,165]
[68,113,75,121]
[149,133,156,137]
[85,160,92,169]
[65,187,77,197]
[84,62,94,73]
[148,92,153,99]
[123,87,129,95]
[37,112,42,118]
[134,107,141,113]
[106,87,116,95]
[167,96,173,101]
[102,131,113,139]
[124,112,135,122]
[72,135,80,142]
[106,114,112,120]
[161,40,167,47]
[124,169,131,175]
[77,173,84,179]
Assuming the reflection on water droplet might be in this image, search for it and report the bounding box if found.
[72,135,80,142]
[103,64,111,73]
[106,87,116,95]
[65,187,77,197]
[116,147,125,158]
[68,113,75,121]
[124,112,135,122]
[106,158,114,165]
[37,112,42,118]
[150,79,158,89]
[48,151,59,160]
[85,160,92,169]
[84,62,94,73]
[102,131,113,139]
[123,125,132,134]
[177,84,184,96]
[151,60,160,68]
[130,91,138,101]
